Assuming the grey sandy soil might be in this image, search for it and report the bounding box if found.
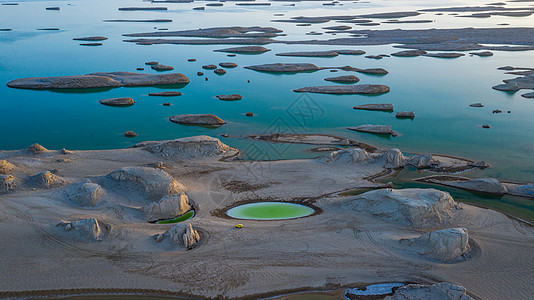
[0,137,532,299]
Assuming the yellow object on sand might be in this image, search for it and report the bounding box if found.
[236,224,243,228]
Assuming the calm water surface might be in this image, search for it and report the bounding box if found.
[227,202,315,220]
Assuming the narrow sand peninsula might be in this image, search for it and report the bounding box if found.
[1,136,533,299]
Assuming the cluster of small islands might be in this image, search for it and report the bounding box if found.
[1,0,534,299]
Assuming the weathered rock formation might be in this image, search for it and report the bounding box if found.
[320,147,474,173]
[30,171,67,189]
[385,282,473,300]
[73,36,108,41]
[416,176,508,195]
[134,135,237,159]
[58,218,107,241]
[470,51,493,56]
[155,223,201,248]
[214,46,271,53]
[124,26,282,38]
[335,50,366,55]
[391,50,427,57]
[276,51,339,57]
[169,114,226,126]
[353,103,394,111]
[324,75,360,83]
[0,160,16,174]
[64,179,104,206]
[148,91,182,96]
[109,167,185,199]
[320,148,370,164]
[323,25,352,30]
[357,11,421,18]
[118,7,167,11]
[28,143,48,154]
[396,111,415,118]
[219,62,238,68]
[400,228,471,262]
[493,74,534,91]
[245,63,321,73]
[294,85,390,94]
[0,175,18,193]
[8,72,189,89]
[151,64,174,71]
[100,97,135,107]
[216,94,243,101]
[424,52,465,58]
[349,188,457,227]
[348,124,396,135]
[143,193,191,222]
[202,64,218,70]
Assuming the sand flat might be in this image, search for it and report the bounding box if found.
[0,138,533,298]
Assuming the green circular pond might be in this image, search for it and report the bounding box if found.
[226,202,315,220]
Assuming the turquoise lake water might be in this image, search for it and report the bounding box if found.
[1,0,534,184]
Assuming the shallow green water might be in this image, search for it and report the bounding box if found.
[156,210,194,224]
[227,202,315,220]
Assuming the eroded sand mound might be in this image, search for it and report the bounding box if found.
[57,218,108,241]
[381,149,406,168]
[0,174,18,193]
[385,282,473,300]
[143,193,191,222]
[134,135,237,159]
[155,223,201,248]
[30,171,67,189]
[405,153,437,168]
[320,147,398,165]
[64,179,104,206]
[349,188,457,227]
[109,166,185,199]
[401,228,471,262]
[28,143,48,154]
[0,160,16,174]
[320,147,483,173]
[320,148,438,169]
[320,148,370,164]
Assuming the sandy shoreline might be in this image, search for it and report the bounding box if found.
[2,0,534,298]
[0,136,533,299]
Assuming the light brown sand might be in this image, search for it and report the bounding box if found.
[0,141,533,299]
